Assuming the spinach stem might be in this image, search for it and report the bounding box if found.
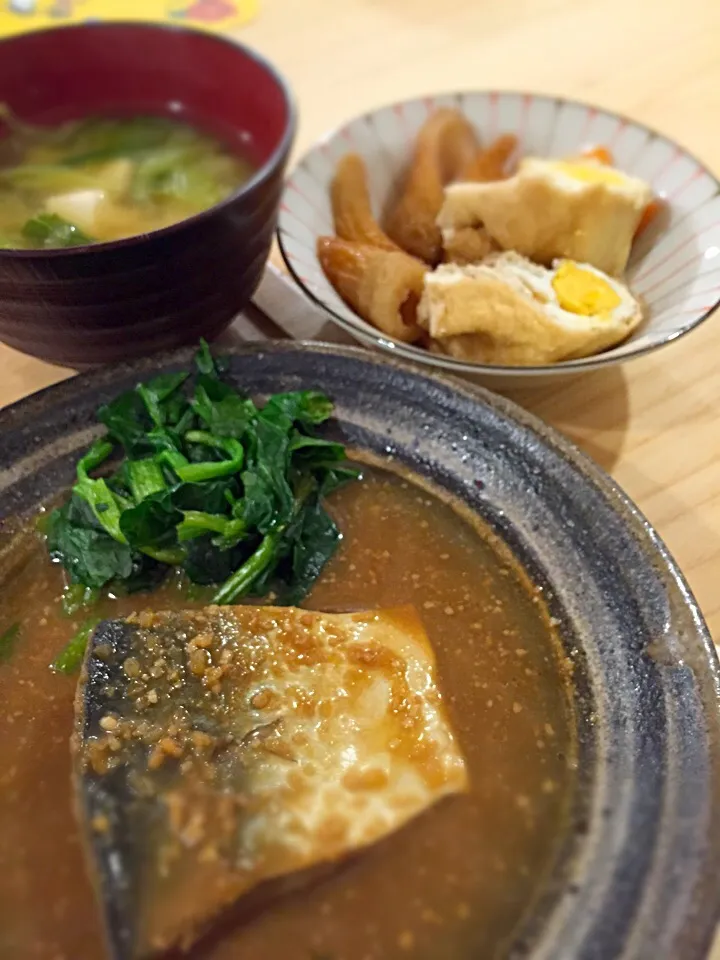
[126,458,167,501]
[73,476,129,543]
[0,623,20,663]
[62,584,100,617]
[51,618,101,674]
[137,384,165,428]
[211,532,279,605]
[140,545,186,565]
[175,437,244,482]
[177,510,233,541]
[77,437,114,477]
[184,430,228,451]
[211,478,314,605]
[157,449,190,473]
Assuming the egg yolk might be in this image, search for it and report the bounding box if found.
[552,262,621,317]
[552,160,627,187]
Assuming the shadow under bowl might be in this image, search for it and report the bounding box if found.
[0,21,296,367]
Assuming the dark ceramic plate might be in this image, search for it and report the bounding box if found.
[1,341,719,960]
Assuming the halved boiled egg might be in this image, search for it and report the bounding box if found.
[417,251,643,366]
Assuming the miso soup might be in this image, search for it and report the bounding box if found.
[0,112,254,248]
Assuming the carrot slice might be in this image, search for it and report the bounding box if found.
[581,145,614,165]
[635,198,663,238]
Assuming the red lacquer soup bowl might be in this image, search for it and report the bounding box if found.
[0,22,296,366]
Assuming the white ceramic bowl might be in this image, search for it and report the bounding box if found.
[278,91,720,385]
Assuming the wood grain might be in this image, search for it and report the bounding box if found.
[0,5,718,949]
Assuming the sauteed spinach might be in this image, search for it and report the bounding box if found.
[46,343,358,608]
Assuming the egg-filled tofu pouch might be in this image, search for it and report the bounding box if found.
[438,156,652,277]
[73,605,468,959]
[418,251,643,366]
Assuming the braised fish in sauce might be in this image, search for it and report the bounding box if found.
[74,605,468,958]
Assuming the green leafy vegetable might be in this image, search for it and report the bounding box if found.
[60,116,186,167]
[176,510,246,546]
[211,530,282,605]
[98,389,154,456]
[62,584,100,617]
[175,440,244,483]
[169,478,231,514]
[119,492,185,565]
[73,438,130,543]
[194,338,221,376]
[131,145,229,208]
[282,493,344,606]
[47,500,134,587]
[191,379,255,438]
[22,212,94,248]
[51,618,101,674]
[136,372,189,427]
[183,535,244,586]
[44,342,359,607]
[0,165,98,196]
[124,458,168,501]
[0,623,20,663]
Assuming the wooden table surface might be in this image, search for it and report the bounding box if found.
[0,0,718,954]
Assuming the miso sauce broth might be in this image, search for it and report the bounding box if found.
[0,467,577,960]
[0,113,254,249]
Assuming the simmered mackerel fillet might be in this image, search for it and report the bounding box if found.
[73,605,468,959]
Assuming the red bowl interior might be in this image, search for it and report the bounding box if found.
[0,22,293,166]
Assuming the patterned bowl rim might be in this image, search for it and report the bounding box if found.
[278,89,720,378]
